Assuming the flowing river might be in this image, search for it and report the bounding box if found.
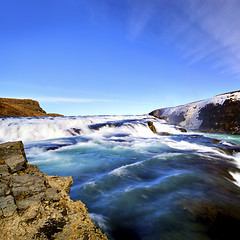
[1,115,240,239]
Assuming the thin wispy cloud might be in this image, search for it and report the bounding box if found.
[124,0,240,77]
[181,0,240,76]
[34,97,114,103]
[1,96,114,103]
[127,0,158,39]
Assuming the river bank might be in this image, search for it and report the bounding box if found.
[0,141,108,240]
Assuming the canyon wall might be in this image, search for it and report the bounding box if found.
[0,98,62,117]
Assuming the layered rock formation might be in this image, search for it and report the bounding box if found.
[150,90,240,134]
[0,98,63,117]
[0,141,108,240]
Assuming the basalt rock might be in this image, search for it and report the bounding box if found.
[147,121,157,134]
[150,90,240,135]
[0,141,108,240]
[198,99,240,134]
[178,128,187,133]
[158,132,171,136]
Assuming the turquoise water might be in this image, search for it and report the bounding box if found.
[1,116,240,239]
[202,132,240,145]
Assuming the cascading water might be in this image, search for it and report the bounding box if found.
[1,115,240,239]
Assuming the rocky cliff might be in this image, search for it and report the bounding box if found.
[0,141,108,240]
[0,98,62,117]
[150,90,240,135]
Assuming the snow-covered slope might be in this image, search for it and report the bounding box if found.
[150,91,240,134]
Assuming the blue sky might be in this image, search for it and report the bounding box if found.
[0,0,239,116]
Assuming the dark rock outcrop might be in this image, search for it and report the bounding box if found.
[0,98,63,117]
[147,121,157,134]
[150,90,240,134]
[0,141,108,240]
[198,99,240,134]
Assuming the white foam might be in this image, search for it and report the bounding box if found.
[110,161,142,177]
[26,147,63,164]
[0,115,186,143]
[25,147,46,158]
[84,181,96,188]
[89,213,109,231]
[0,115,148,143]
[231,172,240,187]
[164,139,239,161]
[230,152,240,187]
[152,152,183,159]
[153,120,187,135]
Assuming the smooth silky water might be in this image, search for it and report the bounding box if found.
[1,115,240,239]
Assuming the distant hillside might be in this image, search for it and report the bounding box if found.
[149,90,240,135]
[0,98,63,117]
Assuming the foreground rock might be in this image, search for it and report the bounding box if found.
[0,141,108,240]
[150,90,240,135]
[0,98,63,117]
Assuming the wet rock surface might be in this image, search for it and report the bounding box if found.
[147,121,157,134]
[198,99,240,134]
[0,141,108,240]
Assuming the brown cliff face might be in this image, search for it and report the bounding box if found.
[0,141,108,240]
[0,98,63,117]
